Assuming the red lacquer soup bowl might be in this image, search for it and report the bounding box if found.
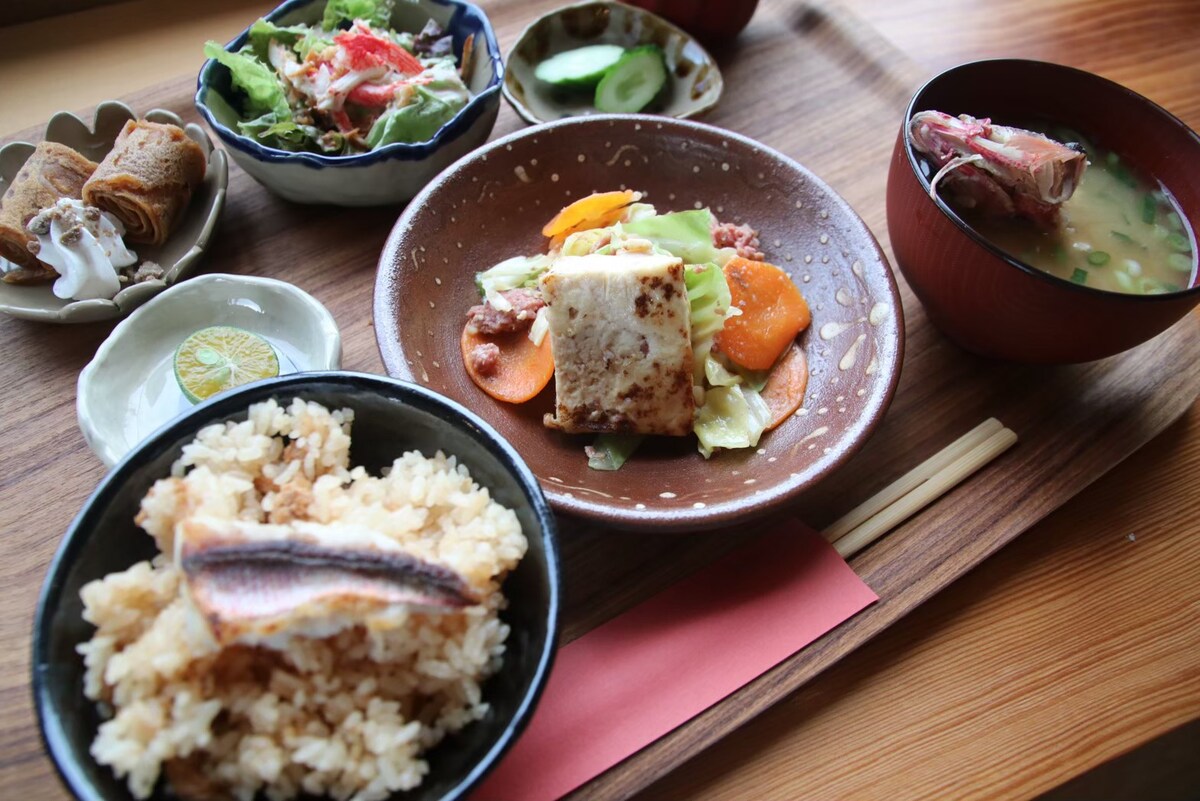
[887,59,1200,363]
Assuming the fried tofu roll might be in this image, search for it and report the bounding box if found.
[0,141,97,281]
[83,120,206,246]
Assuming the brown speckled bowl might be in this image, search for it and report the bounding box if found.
[503,1,723,125]
[374,115,904,530]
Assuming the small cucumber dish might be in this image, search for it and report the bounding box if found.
[534,44,667,114]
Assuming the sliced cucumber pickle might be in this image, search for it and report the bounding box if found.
[534,44,627,88]
[594,45,667,113]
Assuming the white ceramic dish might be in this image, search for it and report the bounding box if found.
[77,274,342,466]
[0,101,227,323]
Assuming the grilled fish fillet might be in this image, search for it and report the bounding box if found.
[540,252,694,436]
[175,517,476,647]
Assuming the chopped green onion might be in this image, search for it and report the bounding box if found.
[1087,251,1111,266]
[1165,232,1191,252]
[1070,268,1088,284]
[1110,230,1136,245]
[1113,166,1138,189]
[1141,194,1158,225]
[1166,252,1195,272]
[1167,211,1184,232]
[1053,245,1068,264]
[1113,270,1135,292]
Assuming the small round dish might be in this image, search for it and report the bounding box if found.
[374,115,904,531]
[77,273,342,467]
[0,101,227,323]
[195,0,503,206]
[503,1,723,125]
[36,371,560,801]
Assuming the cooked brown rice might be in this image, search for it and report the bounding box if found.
[78,398,527,800]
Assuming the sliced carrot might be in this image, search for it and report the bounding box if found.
[461,323,554,404]
[761,343,809,430]
[716,257,811,371]
[541,190,637,239]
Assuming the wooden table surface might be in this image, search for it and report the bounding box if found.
[1,1,1198,800]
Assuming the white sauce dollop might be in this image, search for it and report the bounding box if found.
[28,199,136,300]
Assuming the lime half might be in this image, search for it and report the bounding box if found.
[174,326,280,404]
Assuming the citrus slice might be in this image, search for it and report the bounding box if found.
[174,326,280,403]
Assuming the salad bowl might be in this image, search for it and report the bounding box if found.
[374,115,904,531]
[195,0,503,206]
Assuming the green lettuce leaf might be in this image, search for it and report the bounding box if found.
[365,85,463,148]
[297,28,337,60]
[694,385,771,459]
[247,19,310,60]
[322,0,394,30]
[203,41,290,119]
[623,209,719,265]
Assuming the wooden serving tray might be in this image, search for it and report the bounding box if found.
[1,0,1197,798]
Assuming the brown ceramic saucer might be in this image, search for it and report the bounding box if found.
[374,115,904,531]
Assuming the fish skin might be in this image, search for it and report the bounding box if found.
[176,518,477,647]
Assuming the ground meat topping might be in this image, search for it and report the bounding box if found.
[713,220,765,261]
[465,288,546,336]
[468,342,501,377]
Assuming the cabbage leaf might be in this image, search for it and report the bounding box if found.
[622,209,719,265]
[694,385,772,458]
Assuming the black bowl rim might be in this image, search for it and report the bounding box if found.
[194,0,504,167]
[902,57,1200,302]
[373,112,906,532]
[32,370,561,801]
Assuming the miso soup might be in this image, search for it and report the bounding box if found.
[964,139,1197,295]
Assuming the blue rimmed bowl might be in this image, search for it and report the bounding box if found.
[195,0,503,206]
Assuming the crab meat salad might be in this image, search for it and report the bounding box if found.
[203,0,473,154]
[462,190,813,471]
[78,398,527,800]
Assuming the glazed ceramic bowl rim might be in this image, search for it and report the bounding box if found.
[374,112,905,530]
[194,0,504,168]
[904,57,1200,303]
[76,272,344,467]
[500,0,724,126]
[35,370,561,801]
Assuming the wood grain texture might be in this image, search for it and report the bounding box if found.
[0,1,1197,800]
[638,403,1200,801]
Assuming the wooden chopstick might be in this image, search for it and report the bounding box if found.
[825,419,1018,559]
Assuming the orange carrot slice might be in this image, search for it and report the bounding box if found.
[761,343,809,430]
[542,190,637,239]
[716,257,811,371]
[461,323,554,404]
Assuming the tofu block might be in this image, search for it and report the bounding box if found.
[540,253,694,436]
